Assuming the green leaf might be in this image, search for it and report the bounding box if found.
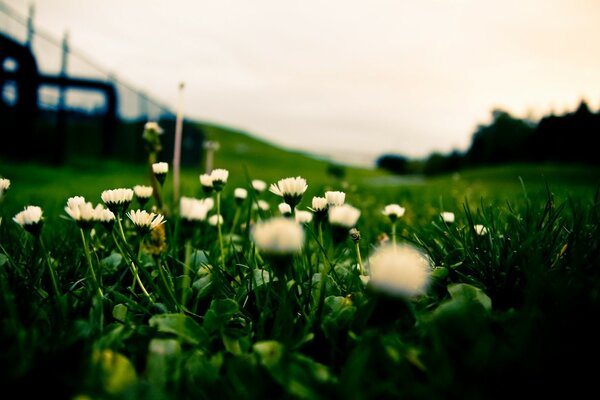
[100,253,123,275]
[253,269,271,287]
[432,266,449,279]
[149,313,205,345]
[189,250,210,271]
[447,283,492,312]
[0,253,8,267]
[112,304,127,322]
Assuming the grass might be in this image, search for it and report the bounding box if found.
[2,131,600,399]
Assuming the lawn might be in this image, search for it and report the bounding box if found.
[1,132,600,399]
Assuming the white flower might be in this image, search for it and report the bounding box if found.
[14,205,43,226]
[278,203,292,216]
[101,188,134,213]
[325,191,345,206]
[127,209,165,234]
[311,196,328,212]
[134,185,153,199]
[210,168,229,184]
[144,121,163,134]
[474,224,488,235]
[234,188,248,200]
[0,178,10,196]
[251,179,267,192]
[152,162,169,174]
[96,208,116,224]
[251,217,304,255]
[253,200,270,211]
[13,205,43,234]
[329,204,361,228]
[269,177,308,198]
[180,196,212,221]
[65,196,96,225]
[383,204,406,221]
[441,212,455,223]
[199,174,213,188]
[208,214,224,226]
[295,210,313,224]
[368,244,432,297]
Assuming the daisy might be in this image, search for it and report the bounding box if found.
[325,191,345,206]
[382,204,406,222]
[210,168,229,192]
[278,203,292,217]
[474,224,488,235]
[208,214,224,226]
[251,217,304,255]
[127,209,166,235]
[133,185,153,207]
[101,188,134,215]
[368,244,432,298]
[199,174,214,195]
[152,162,169,185]
[180,196,212,222]
[295,210,313,224]
[441,212,455,224]
[251,179,267,193]
[13,205,43,236]
[329,204,361,228]
[65,196,96,229]
[234,188,248,204]
[269,176,308,210]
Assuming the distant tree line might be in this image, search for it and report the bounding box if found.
[376,100,600,175]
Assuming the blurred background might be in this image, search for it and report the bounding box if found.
[2,0,600,174]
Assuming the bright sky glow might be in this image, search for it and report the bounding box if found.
[6,0,600,165]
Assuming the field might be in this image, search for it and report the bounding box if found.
[1,129,600,399]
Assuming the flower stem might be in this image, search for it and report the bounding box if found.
[392,221,397,246]
[216,191,225,270]
[39,237,65,320]
[355,241,364,275]
[80,228,103,297]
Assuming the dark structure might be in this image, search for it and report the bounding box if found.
[1,33,117,164]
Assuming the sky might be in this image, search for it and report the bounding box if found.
[4,0,600,166]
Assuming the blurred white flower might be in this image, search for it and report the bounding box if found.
[311,196,328,212]
[210,168,229,190]
[13,205,43,235]
[180,196,212,222]
[325,191,346,206]
[208,214,224,226]
[368,244,432,298]
[96,207,116,229]
[144,121,163,134]
[278,203,292,216]
[252,179,267,192]
[234,188,248,200]
[383,204,405,221]
[253,200,270,211]
[0,178,10,197]
[251,217,304,255]
[329,204,361,228]
[127,209,165,234]
[152,162,169,174]
[474,224,488,235]
[441,212,455,223]
[134,185,153,200]
[295,210,313,224]
[199,174,213,188]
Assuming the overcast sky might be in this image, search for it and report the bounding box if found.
[5,0,600,165]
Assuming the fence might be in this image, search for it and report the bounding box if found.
[1,2,203,166]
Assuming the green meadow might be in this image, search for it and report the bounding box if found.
[1,126,600,399]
